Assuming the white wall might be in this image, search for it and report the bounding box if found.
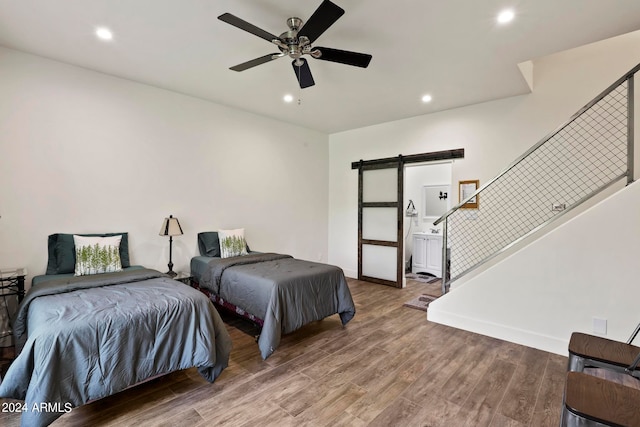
[428,181,640,355]
[328,30,640,353]
[0,47,329,285]
[328,30,640,279]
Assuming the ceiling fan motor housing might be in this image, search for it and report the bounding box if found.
[279,17,310,60]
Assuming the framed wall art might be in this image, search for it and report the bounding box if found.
[459,180,479,209]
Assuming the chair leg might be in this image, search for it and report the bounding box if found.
[568,354,585,372]
[561,406,611,427]
[560,405,577,427]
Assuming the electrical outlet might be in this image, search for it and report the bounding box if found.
[593,317,607,335]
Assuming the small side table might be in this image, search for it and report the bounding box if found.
[0,268,26,369]
[172,271,193,286]
[0,267,27,302]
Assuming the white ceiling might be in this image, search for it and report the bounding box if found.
[1,0,640,133]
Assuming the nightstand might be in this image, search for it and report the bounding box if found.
[0,267,26,302]
[0,268,26,373]
[172,271,193,286]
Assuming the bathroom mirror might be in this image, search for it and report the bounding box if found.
[422,184,451,220]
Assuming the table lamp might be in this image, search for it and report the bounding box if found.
[159,215,183,277]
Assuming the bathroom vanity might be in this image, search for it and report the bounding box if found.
[412,231,443,278]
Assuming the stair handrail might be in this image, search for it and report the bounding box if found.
[435,61,640,227]
[433,61,640,293]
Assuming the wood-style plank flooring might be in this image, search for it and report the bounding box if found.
[1,278,568,426]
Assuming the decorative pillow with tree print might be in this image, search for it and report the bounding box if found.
[218,228,249,258]
[73,235,123,276]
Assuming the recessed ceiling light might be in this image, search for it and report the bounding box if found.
[95,27,113,41]
[421,94,432,103]
[283,94,294,103]
[497,9,515,24]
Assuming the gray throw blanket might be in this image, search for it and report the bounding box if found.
[12,268,164,350]
[202,252,293,294]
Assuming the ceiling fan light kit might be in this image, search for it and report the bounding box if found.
[218,0,372,89]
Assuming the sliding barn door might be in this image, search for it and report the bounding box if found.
[358,161,404,288]
[353,150,465,288]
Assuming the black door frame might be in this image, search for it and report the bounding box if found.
[353,149,464,288]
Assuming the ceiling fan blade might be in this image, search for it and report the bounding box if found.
[292,58,315,89]
[313,47,372,68]
[230,54,282,71]
[298,0,345,44]
[218,13,278,42]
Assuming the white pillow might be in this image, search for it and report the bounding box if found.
[218,228,248,259]
[73,235,123,276]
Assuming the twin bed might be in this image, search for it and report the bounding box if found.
[0,233,232,427]
[191,232,356,359]
[0,231,356,426]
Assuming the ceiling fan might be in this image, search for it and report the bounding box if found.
[218,0,372,89]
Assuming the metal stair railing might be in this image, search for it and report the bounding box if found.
[434,62,640,294]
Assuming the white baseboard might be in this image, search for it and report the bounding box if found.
[427,303,569,356]
[342,268,357,279]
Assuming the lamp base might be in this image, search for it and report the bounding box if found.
[166,259,176,278]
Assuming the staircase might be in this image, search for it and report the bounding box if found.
[434,62,640,294]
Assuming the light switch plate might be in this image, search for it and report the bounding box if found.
[593,317,607,335]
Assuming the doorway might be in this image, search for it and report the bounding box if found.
[352,150,462,288]
[403,162,453,284]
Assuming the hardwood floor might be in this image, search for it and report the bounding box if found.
[1,278,567,426]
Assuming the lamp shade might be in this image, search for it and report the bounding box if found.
[159,215,183,237]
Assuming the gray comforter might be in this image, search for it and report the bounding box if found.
[0,269,232,427]
[199,253,355,359]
